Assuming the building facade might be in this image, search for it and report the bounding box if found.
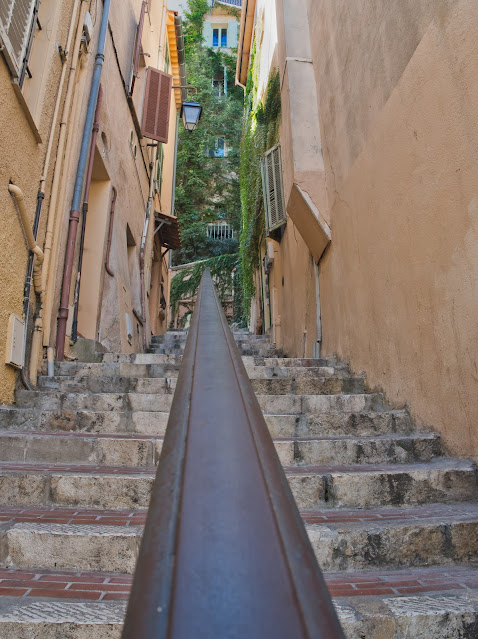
[237,0,478,459]
[1,0,183,404]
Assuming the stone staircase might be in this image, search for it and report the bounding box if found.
[0,330,476,637]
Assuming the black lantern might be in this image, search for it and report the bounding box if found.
[180,100,203,132]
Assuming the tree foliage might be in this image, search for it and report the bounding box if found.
[170,0,244,324]
[174,3,243,266]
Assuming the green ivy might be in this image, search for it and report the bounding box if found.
[239,46,281,324]
[170,253,239,327]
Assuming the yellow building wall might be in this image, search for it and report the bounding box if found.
[0,0,76,404]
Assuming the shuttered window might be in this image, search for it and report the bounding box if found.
[0,0,36,77]
[141,67,172,143]
[261,144,287,233]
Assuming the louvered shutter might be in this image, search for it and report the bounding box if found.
[142,67,172,143]
[0,0,36,77]
[261,144,287,233]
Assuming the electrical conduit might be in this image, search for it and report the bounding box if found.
[56,0,111,361]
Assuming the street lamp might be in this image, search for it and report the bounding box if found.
[180,100,203,132]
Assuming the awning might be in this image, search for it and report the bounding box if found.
[154,211,181,250]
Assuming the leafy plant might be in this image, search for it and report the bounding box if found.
[170,253,239,326]
[170,0,244,324]
[239,52,281,323]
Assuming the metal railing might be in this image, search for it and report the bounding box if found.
[122,269,345,639]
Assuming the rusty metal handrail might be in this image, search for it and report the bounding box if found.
[122,269,345,639]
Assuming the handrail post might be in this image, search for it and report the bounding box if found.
[122,269,345,639]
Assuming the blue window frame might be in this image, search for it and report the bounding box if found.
[212,28,219,47]
[221,28,227,47]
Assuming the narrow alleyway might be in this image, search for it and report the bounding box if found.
[0,293,476,635]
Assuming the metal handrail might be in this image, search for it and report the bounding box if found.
[122,269,345,639]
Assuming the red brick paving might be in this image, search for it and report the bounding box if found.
[1,502,478,528]
[0,565,476,601]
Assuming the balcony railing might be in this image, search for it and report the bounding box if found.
[122,269,345,639]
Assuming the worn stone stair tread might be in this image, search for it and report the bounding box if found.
[0,430,441,467]
[283,457,475,473]
[0,565,477,639]
[4,502,478,575]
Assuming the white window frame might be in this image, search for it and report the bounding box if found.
[0,0,37,78]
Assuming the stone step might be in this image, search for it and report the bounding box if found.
[305,501,478,571]
[252,376,366,395]
[37,376,178,394]
[0,431,440,467]
[0,407,413,438]
[0,432,164,467]
[0,458,473,510]
[285,459,477,509]
[37,375,364,396]
[54,361,181,378]
[257,393,385,414]
[0,566,477,639]
[3,502,477,576]
[15,390,174,412]
[266,410,414,437]
[16,390,384,415]
[0,407,169,435]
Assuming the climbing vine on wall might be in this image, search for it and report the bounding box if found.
[239,43,281,324]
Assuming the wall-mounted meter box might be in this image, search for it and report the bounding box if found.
[5,314,24,369]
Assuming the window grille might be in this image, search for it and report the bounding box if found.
[0,0,36,77]
[261,144,287,233]
[207,222,235,240]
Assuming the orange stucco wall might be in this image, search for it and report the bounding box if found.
[310,0,478,458]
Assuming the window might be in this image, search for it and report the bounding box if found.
[261,144,287,233]
[208,137,226,158]
[212,27,227,48]
[0,0,37,78]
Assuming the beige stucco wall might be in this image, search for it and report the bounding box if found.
[0,0,76,403]
[311,0,478,458]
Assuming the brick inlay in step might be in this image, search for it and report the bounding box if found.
[0,568,133,601]
[301,501,478,524]
[0,506,146,526]
[0,565,477,602]
[326,564,478,597]
[0,462,155,474]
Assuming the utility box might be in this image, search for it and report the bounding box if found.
[5,314,24,369]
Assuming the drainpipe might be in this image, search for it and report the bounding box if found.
[104,186,117,277]
[71,84,103,342]
[56,0,111,361]
[8,184,44,390]
[42,0,88,372]
[139,145,158,351]
[171,15,186,217]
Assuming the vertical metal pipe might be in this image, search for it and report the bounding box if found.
[105,186,117,277]
[71,85,104,342]
[56,0,111,361]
